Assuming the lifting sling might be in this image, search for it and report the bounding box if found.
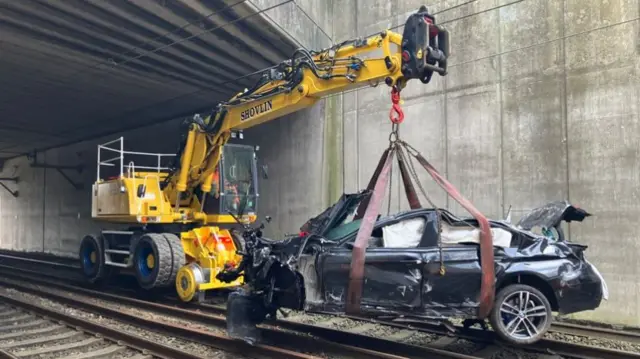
[346,87,496,319]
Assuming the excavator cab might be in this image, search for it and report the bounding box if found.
[204,144,259,221]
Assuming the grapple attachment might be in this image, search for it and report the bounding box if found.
[400,5,449,84]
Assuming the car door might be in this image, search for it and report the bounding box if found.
[319,213,429,311]
[420,217,483,314]
[360,248,424,309]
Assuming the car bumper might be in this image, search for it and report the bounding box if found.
[555,261,607,315]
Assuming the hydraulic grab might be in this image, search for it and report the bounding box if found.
[80,6,456,304]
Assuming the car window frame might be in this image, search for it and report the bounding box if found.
[336,210,439,249]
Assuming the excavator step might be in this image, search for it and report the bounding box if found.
[105,249,130,255]
[105,261,130,268]
[101,230,135,235]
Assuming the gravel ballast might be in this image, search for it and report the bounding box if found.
[2,271,639,359]
[0,286,246,359]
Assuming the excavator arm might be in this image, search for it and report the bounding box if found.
[162,5,449,224]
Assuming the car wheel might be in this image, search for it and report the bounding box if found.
[489,284,552,345]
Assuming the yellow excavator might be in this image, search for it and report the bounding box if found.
[79,5,449,303]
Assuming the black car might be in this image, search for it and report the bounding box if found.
[218,192,608,346]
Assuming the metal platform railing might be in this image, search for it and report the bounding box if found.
[97,137,176,181]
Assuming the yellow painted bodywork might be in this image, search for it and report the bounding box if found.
[92,30,405,227]
[176,265,198,302]
[166,32,407,211]
[91,172,255,225]
[180,226,244,291]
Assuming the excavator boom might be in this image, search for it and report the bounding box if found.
[158,6,449,225]
[82,6,450,304]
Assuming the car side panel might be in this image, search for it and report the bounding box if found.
[319,248,424,310]
[317,250,350,308]
[497,256,603,314]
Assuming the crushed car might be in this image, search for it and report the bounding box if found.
[217,191,608,346]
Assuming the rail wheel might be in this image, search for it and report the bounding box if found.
[79,234,109,284]
[132,233,185,290]
[176,262,205,302]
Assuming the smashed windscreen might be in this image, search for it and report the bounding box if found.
[299,192,368,237]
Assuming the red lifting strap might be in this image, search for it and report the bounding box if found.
[347,148,395,314]
[398,153,421,209]
[354,147,391,220]
[412,151,495,318]
[389,87,404,124]
[346,142,496,319]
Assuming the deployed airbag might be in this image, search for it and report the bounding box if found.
[382,218,425,248]
[440,222,512,248]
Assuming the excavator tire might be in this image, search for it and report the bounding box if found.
[133,233,183,290]
[79,233,110,285]
[161,233,185,286]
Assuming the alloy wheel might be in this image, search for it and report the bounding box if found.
[499,290,549,340]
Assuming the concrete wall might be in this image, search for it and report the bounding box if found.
[330,0,640,326]
[0,120,182,257]
[242,0,335,235]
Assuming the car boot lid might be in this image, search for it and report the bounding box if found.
[516,200,591,231]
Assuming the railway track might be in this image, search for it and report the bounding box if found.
[2,256,640,359]
[0,292,207,359]
[551,321,640,345]
[0,253,79,270]
[0,271,478,359]
[0,281,333,359]
[174,300,640,359]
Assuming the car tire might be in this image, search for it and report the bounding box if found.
[489,284,552,345]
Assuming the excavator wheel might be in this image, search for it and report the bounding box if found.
[79,233,111,285]
[132,233,185,290]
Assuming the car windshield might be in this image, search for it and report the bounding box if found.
[324,210,395,242]
[320,197,365,241]
[324,217,362,241]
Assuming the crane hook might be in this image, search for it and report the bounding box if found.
[389,87,404,124]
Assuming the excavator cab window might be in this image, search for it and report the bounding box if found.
[219,144,258,216]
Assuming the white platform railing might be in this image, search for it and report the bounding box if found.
[97,137,176,181]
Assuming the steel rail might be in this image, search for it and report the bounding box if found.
[3,260,640,359]
[0,269,481,359]
[551,321,640,345]
[341,317,640,359]
[156,290,640,359]
[0,253,79,269]
[0,292,199,359]
[0,276,321,359]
